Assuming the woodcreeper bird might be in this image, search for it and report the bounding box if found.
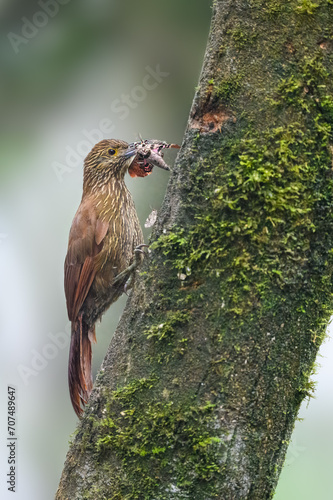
[64,138,171,417]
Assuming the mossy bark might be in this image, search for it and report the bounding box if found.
[56,1,333,499]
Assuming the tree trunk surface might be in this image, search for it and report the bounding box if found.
[56,1,333,499]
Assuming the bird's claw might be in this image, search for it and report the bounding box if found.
[112,244,149,290]
[134,244,149,258]
[135,243,149,250]
[124,281,130,296]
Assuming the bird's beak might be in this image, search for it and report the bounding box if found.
[123,146,137,160]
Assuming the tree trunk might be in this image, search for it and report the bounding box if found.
[56,1,333,499]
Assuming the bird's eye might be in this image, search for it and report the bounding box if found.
[108,148,116,156]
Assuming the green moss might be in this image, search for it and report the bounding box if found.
[228,27,258,50]
[155,53,333,325]
[248,0,290,14]
[144,311,191,341]
[94,379,225,499]
[296,0,320,14]
[213,74,243,102]
[150,51,333,496]
[143,310,191,364]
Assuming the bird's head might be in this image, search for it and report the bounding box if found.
[83,139,136,191]
[82,138,178,193]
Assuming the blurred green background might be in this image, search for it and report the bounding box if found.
[0,1,332,498]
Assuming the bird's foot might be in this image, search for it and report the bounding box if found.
[112,244,149,289]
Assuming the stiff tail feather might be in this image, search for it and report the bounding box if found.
[68,315,95,417]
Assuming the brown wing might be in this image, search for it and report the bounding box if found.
[64,199,109,322]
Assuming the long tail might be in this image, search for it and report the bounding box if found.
[68,315,96,417]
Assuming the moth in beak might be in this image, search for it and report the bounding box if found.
[128,139,180,178]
